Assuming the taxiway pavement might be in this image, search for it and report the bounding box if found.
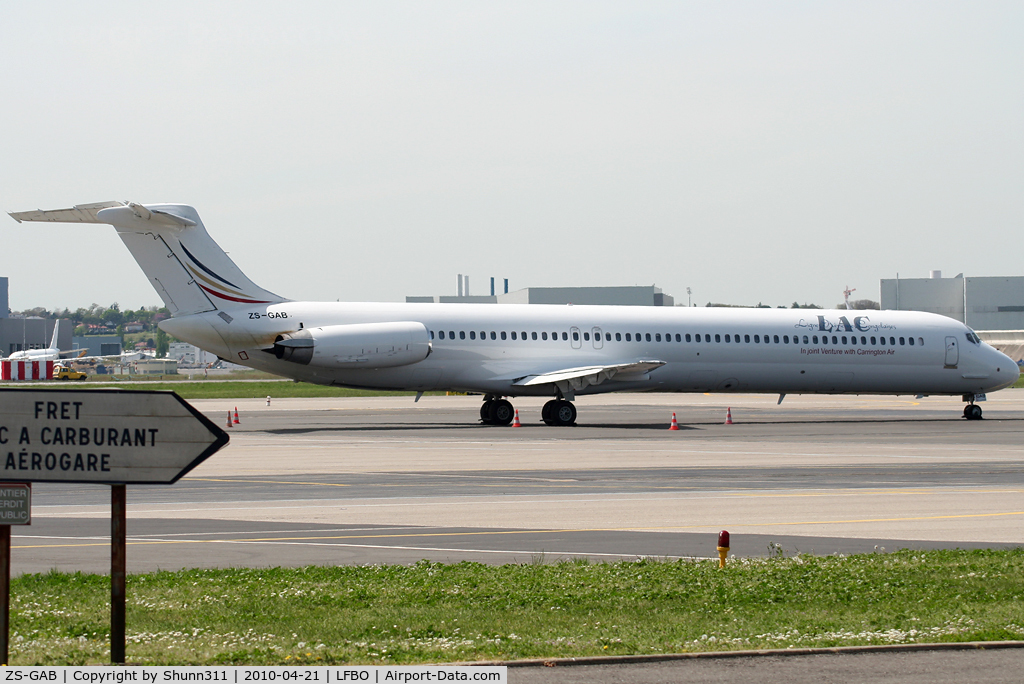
[12,391,1024,574]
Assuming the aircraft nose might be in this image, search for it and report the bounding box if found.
[992,349,1020,389]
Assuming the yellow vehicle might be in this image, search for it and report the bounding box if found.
[54,365,88,381]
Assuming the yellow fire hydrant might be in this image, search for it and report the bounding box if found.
[717,530,730,568]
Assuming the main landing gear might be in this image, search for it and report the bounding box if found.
[479,396,578,426]
[963,394,983,420]
[480,398,515,425]
[541,399,577,426]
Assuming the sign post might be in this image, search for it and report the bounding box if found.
[0,483,31,666]
[0,389,228,664]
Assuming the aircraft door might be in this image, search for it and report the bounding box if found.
[944,336,958,368]
[570,326,582,349]
[592,327,604,349]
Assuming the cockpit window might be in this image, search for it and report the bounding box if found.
[965,330,981,345]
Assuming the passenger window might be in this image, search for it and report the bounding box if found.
[636,333,642,341]
[744,334,750,343]
[899,337,905,345]
[511,331,517,340]
[890,337,895,345]
[841,336,847,344]
[490,331,496,340]
[918,337,924,346]
[645,333,651,342]
[542,332,548,340]
[870,336,876,345]
[783,335,789,344]
[460,331,466,340]
[469,331,476,340]
[656,333,662,342]
[501,331,507,340]
[532,332,538,340]
[606,333,612,341]
[439,330,445,340]
[583,332,590,341]
[724,334,730,343]
[562,332,568,341]
[685,333,691,342]
[694,334,701,342]
[773,335,779,343]
[812,335,817,344]
[521,331,527,340]
[572,331,579,341]
[675,333,681,342]
[754,335,760,343]
[715,334,721,343]
[625,333,632,341]
[616,333,622,341]
[909,337,914,346]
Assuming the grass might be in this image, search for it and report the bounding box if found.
[9,550,1024,665]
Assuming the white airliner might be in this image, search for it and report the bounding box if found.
[6,319,86,362]
[9,202,1019,423]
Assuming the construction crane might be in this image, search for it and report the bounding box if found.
[843,285,857,310]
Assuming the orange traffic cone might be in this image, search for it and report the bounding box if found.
[226,411,233,428]
[512,409,522,427]
[725,407,733,425]
[233,407,240,425]
[668,412,680,430]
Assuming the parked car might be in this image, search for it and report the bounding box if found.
[54,365,88,380]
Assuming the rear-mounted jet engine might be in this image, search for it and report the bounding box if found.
[267,321,431,369]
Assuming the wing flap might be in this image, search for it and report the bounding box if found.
[513,360,665,391]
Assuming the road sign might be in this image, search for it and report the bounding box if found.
[0,389,229,484]
[0,485,29,525]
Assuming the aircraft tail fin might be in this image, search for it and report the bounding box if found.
[49,319,61,350]
[10,202,286,316]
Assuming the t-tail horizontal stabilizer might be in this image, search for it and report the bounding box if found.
[9,202,286,316]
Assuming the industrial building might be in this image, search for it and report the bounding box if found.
[408,276,675,307]
[72,335,123,357]
[880,272,1024,330]
[0,318,71,357]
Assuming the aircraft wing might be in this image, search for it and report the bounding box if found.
[512,360,665,393]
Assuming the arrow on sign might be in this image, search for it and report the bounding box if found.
[0,389,229,484]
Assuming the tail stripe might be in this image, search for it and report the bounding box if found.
[185,264,250,297]
[179,241,241,289]
[195,283,271,305]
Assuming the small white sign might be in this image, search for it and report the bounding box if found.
[0,483,30,525]
[0,389,228,484]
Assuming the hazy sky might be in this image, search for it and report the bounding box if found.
[2,2,1021,312]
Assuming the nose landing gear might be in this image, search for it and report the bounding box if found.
[962,394,983,420]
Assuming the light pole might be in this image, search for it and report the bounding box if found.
[686,287,692,307]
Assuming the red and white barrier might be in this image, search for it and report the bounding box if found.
[1,360,55,380]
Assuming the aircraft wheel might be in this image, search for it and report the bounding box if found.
[480,401,496,424]
[964,404,983,420]
[491,399,515,426]
[551,400,577,426]
[541,400,559,425]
